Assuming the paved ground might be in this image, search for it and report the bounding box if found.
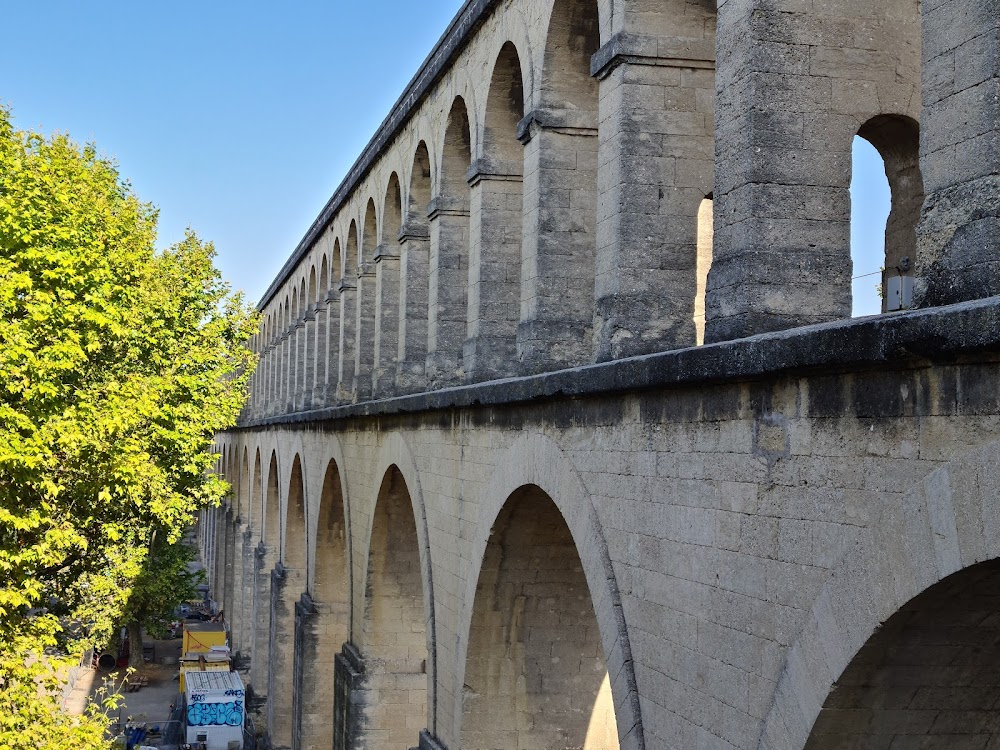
[65,636,185,747]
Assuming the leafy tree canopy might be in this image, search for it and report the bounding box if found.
[0,106,257,748]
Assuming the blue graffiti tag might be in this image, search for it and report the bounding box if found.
[223,689,245,698]
[187,700,244,727]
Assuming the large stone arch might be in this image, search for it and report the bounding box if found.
[288,434,354,750]
[355,431,439,734]
[757,440,1000,750]
[455,431,645,750]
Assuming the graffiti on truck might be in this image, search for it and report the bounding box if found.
[187,700,244,727]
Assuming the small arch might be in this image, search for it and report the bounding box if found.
[320,254,329,293]
[851,115,923,317]
[333,236,344,281]
[484,42,526,167]
[541,0,601,114]
[363,200,378,265]
[282,454,306,570]
[427,97,472,384]
[308,266,317,306]
[383,173,403,244]
[408,142,433,228]
[694,193,714,345]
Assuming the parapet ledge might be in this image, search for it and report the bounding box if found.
[236,295,1000,429]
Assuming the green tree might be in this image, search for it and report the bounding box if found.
[121,532,203,669]
[0,107,257,748]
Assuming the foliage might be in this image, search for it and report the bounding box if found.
[122,533,203,667]
[0,106,257,747]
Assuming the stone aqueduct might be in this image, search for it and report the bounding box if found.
[203,0,1000,748]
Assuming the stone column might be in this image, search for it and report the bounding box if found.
[298,313,310,410]
[915,0,1000,306]
[592,32,715,360]
[707,0,919,342]
[517,108,599,374]
[337,280,358,402]
[426,197,469,387]
[292,594,348,750]
[321,289,340,405]
[222,509,236,617]
[395,223,430,394]
[267,565,304,750]
[464,158,522,382]
[353,263,377,401]
[372,244,401,398]
[249,542,277,705]
[310,303,324,409]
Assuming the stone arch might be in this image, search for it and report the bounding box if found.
[757,440,1000,750]
[319,253,329,293]
[356,463,432,746]
[264,449,281,550]
[374,173,404,396]
[461,484,620,750]
[382,172,403,246]
[519,0,602,373]
[268,451,307,748]
[281,452,307,570]
[250,447,281,698]
[540,0,601,114]
[427,96,472,386]
[479,11,535,118]
[398,141,433,391]
[308,265,317,306]
[854,115,923,314]
[455,432,645,750]
[294,450,353,750]
[339,221,360,399]
[252,447,264,540]
[407,140,434,228]
[353,199,379,399]
[466,40,526,381]
[357,432,438,734]
[240,446,250,523]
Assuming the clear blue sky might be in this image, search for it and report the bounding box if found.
[1,0,888,317]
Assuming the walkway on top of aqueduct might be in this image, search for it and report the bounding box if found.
[207,0,1000,749]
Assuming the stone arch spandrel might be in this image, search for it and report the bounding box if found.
[756,440,1000,750]
[456,431,645,750]
[358,431,439,734]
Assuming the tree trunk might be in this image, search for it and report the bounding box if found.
[127,620,145,670]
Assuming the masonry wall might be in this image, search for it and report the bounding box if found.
[209,307,1000,750]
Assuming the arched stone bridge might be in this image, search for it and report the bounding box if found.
[205,0,1000,748]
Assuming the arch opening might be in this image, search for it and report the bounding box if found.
[428,98,472,385]
[374,176,403,395]
[354,199,379,398]
[461,485,618,750]
[851,115,923,318]
[519,0,601,372]
[360,466,429,746]
[294,458,350,750]
[468,42,525,380]
[397,143,433,390]
[268,454,306,748]
[694,194,714,346]
[804,558,1000,750]
[339,223,360,399]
